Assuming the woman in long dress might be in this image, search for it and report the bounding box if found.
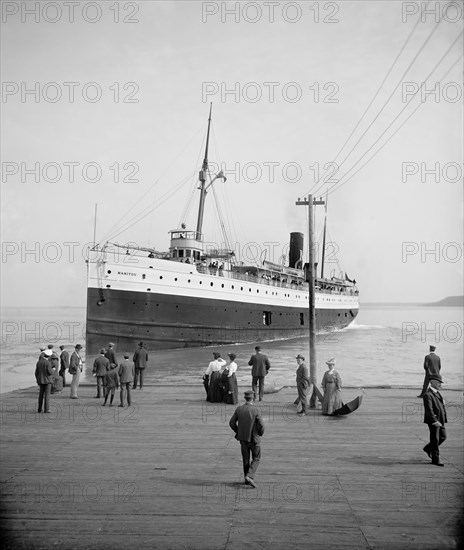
[321,358,343,415]
[204,352,226,402]
[221,353,239,405]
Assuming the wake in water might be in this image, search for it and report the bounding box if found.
[343,321,386,330]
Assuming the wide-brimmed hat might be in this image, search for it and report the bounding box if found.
[326,358,335,366]
[296,354,305,361]
[429,374,443,383]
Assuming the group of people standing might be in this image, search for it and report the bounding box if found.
[35,343,83,412]
[203,352,239,404]
[34,341,149,412]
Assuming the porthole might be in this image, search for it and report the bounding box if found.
[106,285,111,288]
[107,270,111,274]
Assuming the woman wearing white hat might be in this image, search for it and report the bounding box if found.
[321,358,343,415]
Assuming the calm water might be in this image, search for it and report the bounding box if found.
[1,304,462,394]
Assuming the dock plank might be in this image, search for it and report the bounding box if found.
[1,385,463,549]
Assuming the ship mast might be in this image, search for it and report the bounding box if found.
[195,103,213,240]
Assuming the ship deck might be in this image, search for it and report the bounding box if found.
[1,385,463,549]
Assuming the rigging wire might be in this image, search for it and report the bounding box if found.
[326,46,463,198]
[100,124,204,244]
[104,170,196,243]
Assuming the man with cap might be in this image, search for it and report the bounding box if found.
[93,349,110,398]
[248,345,271,402]
[229,390,265,488]
[59,345,69,387]
[105,342,117,368]
[294,354,312,416]
[118,353,135,407]
[418,345,442,398]
[422,373,447,466]
[133,341,149,390]
[35,349,55,413]
[69,344,84,399]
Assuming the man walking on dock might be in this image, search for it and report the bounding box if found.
[422,374,447,467]
[229,390,265,488]
[248,345,270,401]
[418,345,441,398]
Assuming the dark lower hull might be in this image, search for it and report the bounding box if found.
[86,287,358,357]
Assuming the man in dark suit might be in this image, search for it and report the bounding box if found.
[133,341,148,390]
[59,345,69,387]
[418,345,441,397]
[35,351,55,413]
[118,353,135,407]
[229,390,265,487]
[248,345,271,402]
[105,342,117,367]
[92,349,110,398]
[422,373,447,467]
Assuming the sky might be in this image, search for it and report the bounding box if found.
[1,0,463,307]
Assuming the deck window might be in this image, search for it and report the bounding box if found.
[263,311,272,326]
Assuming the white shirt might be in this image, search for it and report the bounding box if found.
[205,358,226,375]
[227,361,237,376]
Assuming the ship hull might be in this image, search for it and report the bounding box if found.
[86,286,359,354]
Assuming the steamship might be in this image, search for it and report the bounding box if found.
[85,109,359,357]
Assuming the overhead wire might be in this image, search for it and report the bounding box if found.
[308,9,446,199]
[308,2,428,198]
[326,42,463,198]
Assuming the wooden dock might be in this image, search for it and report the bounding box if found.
[1,384,463,549]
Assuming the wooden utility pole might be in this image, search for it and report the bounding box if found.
[296,195,325,407]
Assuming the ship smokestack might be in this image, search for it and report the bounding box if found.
[289,232,304,269]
